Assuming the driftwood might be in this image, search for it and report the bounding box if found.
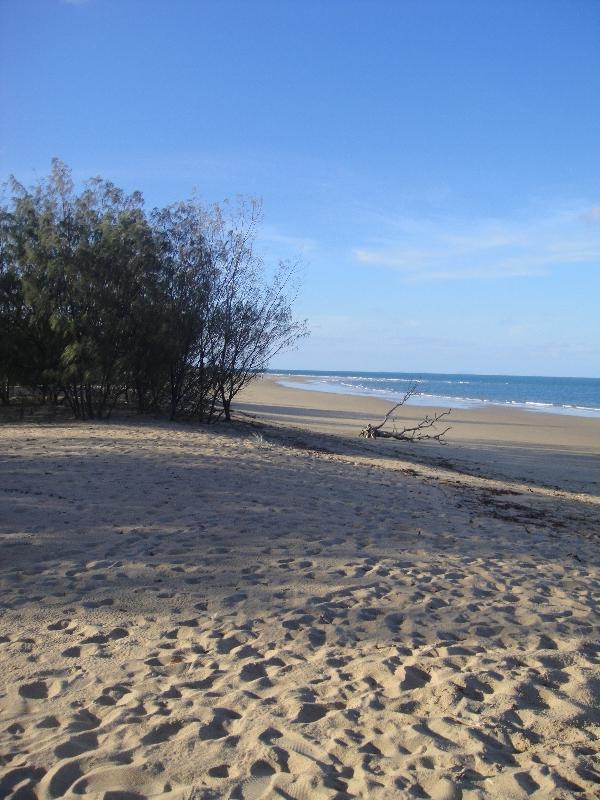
[360,384,451,443]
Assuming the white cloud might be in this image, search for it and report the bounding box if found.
[259,226,317,256]
[353,209,600,282]
[581,206,600,225]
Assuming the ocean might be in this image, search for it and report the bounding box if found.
[268,370,600,418]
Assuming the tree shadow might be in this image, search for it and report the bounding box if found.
[1,417,598,637]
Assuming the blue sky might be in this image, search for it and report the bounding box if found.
[1,0,599,376]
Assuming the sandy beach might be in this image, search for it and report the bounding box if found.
[1,377,599,799]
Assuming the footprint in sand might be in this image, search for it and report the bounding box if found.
[140,719,185,745]
[38,758,84,799]
[18,680,51,700]
[37,715,60,729]
[208,764,230,778]
[258,726,283,745]
[231,767,276,800]
[294,702,329,723]
[54,732,98,758]
[217,635,242,654]
[240,662,268,682]
[224,591,248,606]
[0,766,47,799]
[67,708,101,731]
[95,683,131,706]
[47,619,71,631]
[82,597,114,609]
[399,665,431,690]
[199,708,241,741]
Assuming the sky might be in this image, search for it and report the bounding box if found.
[1,0,599,377]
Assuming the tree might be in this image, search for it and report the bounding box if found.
[0,161,308,423]
[151,200,216,420]
[11,162,164,418]
[200,198,307,421]
[0,206,25,404]
[151,196,308,423]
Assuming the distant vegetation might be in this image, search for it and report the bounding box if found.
[0,160,307,421]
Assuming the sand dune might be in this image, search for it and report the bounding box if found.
[1,397,599,798]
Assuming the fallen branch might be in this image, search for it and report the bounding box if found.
[359,383,451,443]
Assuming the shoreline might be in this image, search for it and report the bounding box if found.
[237,374,600,496]
[268,372,600,419]
[239,373,600,449]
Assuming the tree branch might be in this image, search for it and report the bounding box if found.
[360,384,452,443]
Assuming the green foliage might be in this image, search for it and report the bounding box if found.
[0,161,307,421]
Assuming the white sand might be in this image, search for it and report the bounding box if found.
[0,398,599,798]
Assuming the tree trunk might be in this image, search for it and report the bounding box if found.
[135,380,145,414]
[222,394,231,421]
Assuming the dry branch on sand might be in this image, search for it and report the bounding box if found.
[360,384,451,443]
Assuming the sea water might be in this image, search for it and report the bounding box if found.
[269,370,600,418]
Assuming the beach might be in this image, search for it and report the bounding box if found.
[1,377,599,799]
[238,375,600,495]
